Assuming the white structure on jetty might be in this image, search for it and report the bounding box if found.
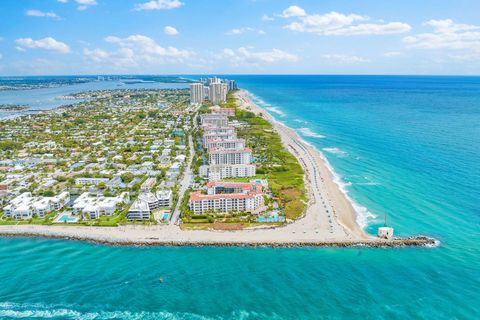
[378,227,394,239]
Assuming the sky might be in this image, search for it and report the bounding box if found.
[0,0,479,75]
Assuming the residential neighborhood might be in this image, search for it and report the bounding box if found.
[0,88,192,225]
[0,78,288,228]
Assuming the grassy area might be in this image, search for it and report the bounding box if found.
[232,93,307,220]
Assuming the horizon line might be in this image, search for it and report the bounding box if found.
[1,73,480,78]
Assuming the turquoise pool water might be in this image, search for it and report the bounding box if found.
[257,212,279,223]
[57,215,78,223]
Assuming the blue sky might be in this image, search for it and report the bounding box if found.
[0,0,479,75]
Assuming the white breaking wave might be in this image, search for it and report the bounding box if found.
[248,93,270,107]
[293,119,308,124]
[298,128,325,138]
[244,89,376,229]
[351,203,377,229]
[0,302,277,320]
[266,106,286,117]
[316,149,377,229]
[322,147,348,157]
[248,92,286,117]
[355,182,381,186]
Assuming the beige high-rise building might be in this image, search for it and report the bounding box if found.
[190,83,205,104]
[209,82,228,104]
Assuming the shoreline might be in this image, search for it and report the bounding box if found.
[0,89,436,247]
[235,89,368,239]
[246,91,374,229]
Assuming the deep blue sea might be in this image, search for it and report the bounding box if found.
[1,76,479,319]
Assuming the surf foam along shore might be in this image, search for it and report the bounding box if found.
[235,89,370,239]
[245,91,378,230]
[0,89,437,247]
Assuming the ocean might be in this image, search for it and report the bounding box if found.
[0,76,479,319]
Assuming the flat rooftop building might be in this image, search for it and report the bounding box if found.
[205,138,245,151]
[3,191,70,220]
[189,181,265,214]
[208,148,252,165]
[199,164,256,181]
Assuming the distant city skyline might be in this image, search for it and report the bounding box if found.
[0,0,479,75]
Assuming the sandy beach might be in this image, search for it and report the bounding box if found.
[0,89,384,246]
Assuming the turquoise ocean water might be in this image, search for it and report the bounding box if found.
[0,76,479,319]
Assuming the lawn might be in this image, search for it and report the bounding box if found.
[233,94,307,220]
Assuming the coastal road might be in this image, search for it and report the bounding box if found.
[170,109,198,225]
[169,133,194,225]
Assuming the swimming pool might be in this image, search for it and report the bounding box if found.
[57,215,78,223]
[257,212,280,223]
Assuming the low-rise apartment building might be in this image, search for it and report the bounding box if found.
[72,192,129,219]
[189,181,265,214]
[127,190,172,220]
[3,191,70,219]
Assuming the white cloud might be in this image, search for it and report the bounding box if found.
[226,27,254,35]
[134,0,183,11]
[0,53,2,60]
[261,14,274,21]
[26,10,59,19]
[83,48,109,62]
[75,0,97,10]
[282,7,410,36]
[384,51,403,57]
[226,27,265,36]
[326,22,411,36]
[164,26,179,35]
[321,54,370,64]
[15,37,70,53]
[281,5,306,18]
[221,47,299,65]
[403,19,480,51]
[84,34,193,69]
[57,0,68,3]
